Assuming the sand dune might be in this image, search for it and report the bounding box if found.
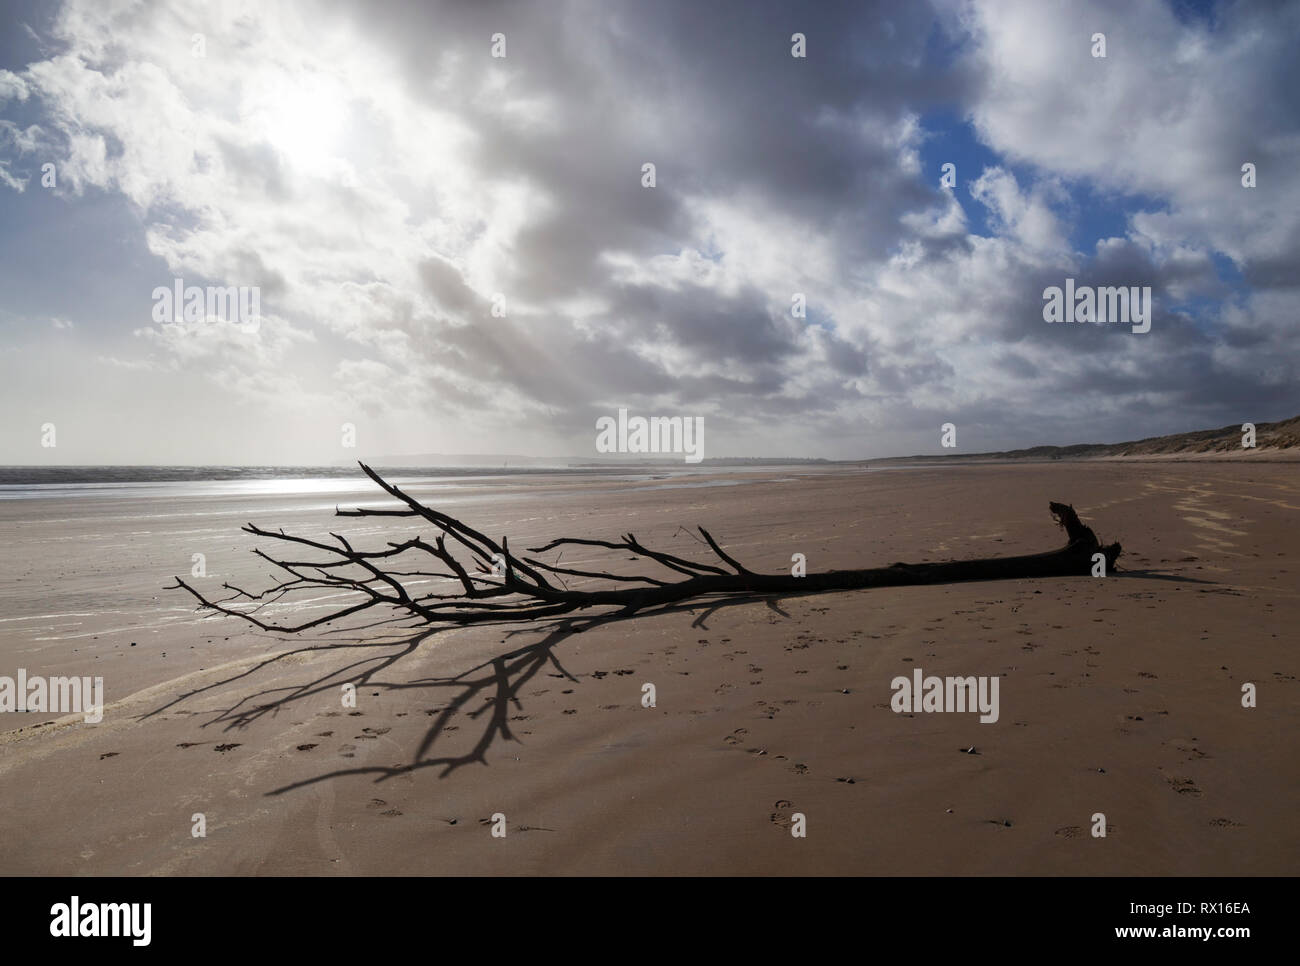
[878,414,1300,463]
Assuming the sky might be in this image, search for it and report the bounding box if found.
[0,0,1295,464]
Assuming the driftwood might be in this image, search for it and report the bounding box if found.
[171,463,1121,632]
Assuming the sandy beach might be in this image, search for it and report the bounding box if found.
[0,460,1295,875]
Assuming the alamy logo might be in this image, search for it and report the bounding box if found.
[1042,277,1151,333]
[890,668,1000,723]
[50,897,151,946]
[151,278,261,332]
[0,669,103,723]
[595,408,704,463]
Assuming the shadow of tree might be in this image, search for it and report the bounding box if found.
[146,589,797,795]
[151,566,1205,796]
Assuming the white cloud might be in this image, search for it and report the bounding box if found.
[0,0,1294,460]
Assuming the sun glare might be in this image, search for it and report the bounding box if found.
[246,73,347,172]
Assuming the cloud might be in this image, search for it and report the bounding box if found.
[0,161,25,192]
[0,69,29,102]
[0,0,1294,460]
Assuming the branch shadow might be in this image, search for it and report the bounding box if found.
[154,569,1206,796]
[148,588,802,797]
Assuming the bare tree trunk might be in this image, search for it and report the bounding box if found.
[171,464,1121,631]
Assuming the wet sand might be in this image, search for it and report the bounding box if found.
[0,462,1296,874]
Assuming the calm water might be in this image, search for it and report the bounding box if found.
[0,464,758,500]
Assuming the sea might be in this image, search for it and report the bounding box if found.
[0,463,779,501]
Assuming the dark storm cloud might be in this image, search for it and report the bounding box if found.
[602,280,796,365]
[367,0,956,290]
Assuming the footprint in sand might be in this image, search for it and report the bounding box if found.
[769,800,797,829]
[99,752,119,760]
[296,744,318,752]
[791,763,810,775]
[214,743,241,753]
[1059,821,1119,835]
[1164,774,1202,797]
[1168,738,1209,761]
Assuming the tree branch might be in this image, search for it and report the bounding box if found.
[169,464,1122,632]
